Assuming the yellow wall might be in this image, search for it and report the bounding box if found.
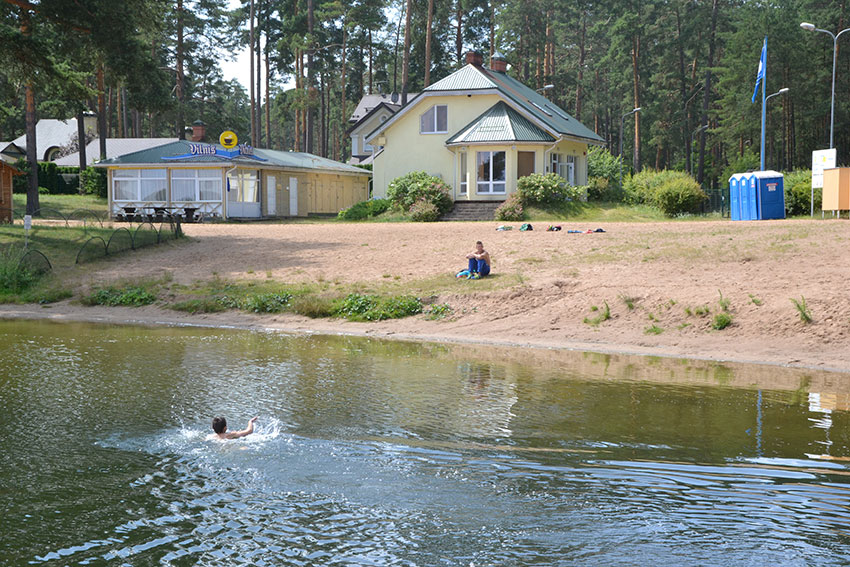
[371,93,504,197]
[372,92,590,200]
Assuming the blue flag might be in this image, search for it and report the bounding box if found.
[751,37,767,103]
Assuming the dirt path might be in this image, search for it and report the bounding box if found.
[5,218,850,372]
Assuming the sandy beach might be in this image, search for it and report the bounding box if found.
[3,218,850,372]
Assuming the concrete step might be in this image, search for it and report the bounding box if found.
[440,201,502,221]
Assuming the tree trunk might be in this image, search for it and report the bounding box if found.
[368,28,373,94]
[249,0,255,144]
[25,81,38,214]
[294,49,301,151]
[489,2,495,58]
[698,0,719,185]
[306,0,315,153]
[631,34,641,173]
[575,11,586,119]
[424,0,434,87]
[456,0,463,66]
[77,108,87,172]
[97,64,107,160]
[264,18,271,149]
[176,0,185,139]
[675,4,690,173]
[341,25,348,157]
[401,0,412,105]
[256,0,263,146]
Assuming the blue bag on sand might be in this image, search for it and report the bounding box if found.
[456,270,470,278]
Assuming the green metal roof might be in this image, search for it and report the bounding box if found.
[424,65,498,91]
[445,101,555,144]
[95,140,369,175]
[417,63,603,144]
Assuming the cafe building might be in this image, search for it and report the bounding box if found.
[94,140,371,221]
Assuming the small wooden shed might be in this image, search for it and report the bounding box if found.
[0,160,22,223]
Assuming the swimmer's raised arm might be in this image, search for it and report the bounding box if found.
[228,416,258,439]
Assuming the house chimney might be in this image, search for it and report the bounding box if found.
[465,51,484,67]
[191,120,206,142]
[490,51,508,73]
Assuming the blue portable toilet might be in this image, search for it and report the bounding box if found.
[729,173,743,220]
[739,174,754,220]
[752,170,785,220]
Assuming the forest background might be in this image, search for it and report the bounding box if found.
[2,0,848,201]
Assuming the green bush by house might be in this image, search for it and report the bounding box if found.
[386,171,453,220]
[624,169,707,216]
[338,198,390,220]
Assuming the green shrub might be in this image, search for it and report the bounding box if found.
[81,167,107,198]
[588,146,622,187]
[587,176,624,202]
[338,198,391,220]
[712,312,733,330]
[654,176,707,216]
[783,170,821,216]
[242,292,292,313]
[387,171,453,214]
[81,286,157,306]
[516,172,573,205]
[494,193,524,221]
[334,293,422,321]
[408,198,441,222]
[624,169,706,216]
[426,303,453,320]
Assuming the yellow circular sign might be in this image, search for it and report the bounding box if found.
[219,130,238,149]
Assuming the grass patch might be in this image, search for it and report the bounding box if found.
[13,193,108,216]
[790,296,813,324]
[749,294,762,306]
[583,301,611,326]
[81,285,157,307]
[170,298,227,314]
[290,295,336,318]
[712,312,733,330]
[334,293,422,321]
[717,290,730,312]
[644,324,664,335]
[426,303,453,320]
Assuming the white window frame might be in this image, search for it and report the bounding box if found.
[171,168,222,202]
[476,150,506,194]
[112,168,167,202]
[551,153,576,186]
[420,105,448,134]
[459,151,468,194]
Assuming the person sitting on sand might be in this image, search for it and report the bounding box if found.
[211,416,258,440]
[465,240,491,278]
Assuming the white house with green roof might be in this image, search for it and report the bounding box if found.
[94,140,370,220]
[365,52,604,202]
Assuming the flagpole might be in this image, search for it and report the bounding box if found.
[760,36,767,171]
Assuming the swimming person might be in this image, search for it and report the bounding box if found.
[211,416,258,440]
[465,241,491,278]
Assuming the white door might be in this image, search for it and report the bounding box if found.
[267,176,276,216]
[226,171,262,218]
[289,177,298,216]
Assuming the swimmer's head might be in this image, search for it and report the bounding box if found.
[212,417,227,434]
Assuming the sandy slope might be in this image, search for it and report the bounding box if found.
[4,218,850,372]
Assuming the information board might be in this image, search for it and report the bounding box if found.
[812,148,837,189]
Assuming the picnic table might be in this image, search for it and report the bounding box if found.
[120,206,199,222]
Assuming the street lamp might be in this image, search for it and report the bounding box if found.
[619,107,641,188]
[691,124,708,175]
[763,87,790,170]
[800,22,850,149]
[536,84,554,93]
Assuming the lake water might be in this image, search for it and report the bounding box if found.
[2,319,850,566]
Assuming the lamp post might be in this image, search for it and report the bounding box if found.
[536,84,554,93]
[691,124,708,175]
[619,107,641,188]
[800,22,850,149]
[763,87,790,170]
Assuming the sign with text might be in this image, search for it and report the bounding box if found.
[812,149,837,188]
